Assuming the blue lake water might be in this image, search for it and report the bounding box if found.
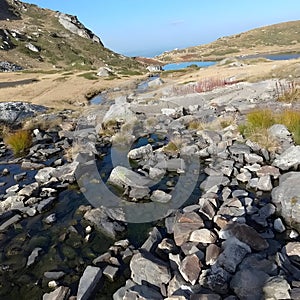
[241,53,300,61]
[163,61,216,71]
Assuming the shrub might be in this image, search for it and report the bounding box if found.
[4,130,32,156]
[240,109,300,147]
[245,109,275,129]
[276,81,300,103]
[78,72,98,80]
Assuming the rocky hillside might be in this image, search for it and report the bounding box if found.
[157,20,300,62]
[0,0,143,72]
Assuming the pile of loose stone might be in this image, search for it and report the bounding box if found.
[1,76,300,299]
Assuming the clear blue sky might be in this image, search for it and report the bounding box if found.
[26,0,300,57]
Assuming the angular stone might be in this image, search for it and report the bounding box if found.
[141,227,162,253]
[244,153,263,164]
[128,144,153,161]
[108,166,151,197]
[44,271,65,280]
[263,276,291,300]
[179,254,202,285]
[35,167,55,183]
[173,212,204,246]
[273,145,300,170]
[0,214,21,231]
[189,229,217,244]
[271,172,300,231]
[200,175,230,192]
[18,182,39,197]
[21,161,45,170]
[256,165,280,179]
[219,223,269,251]
[206,244,221,266]
[257,175,273,191]
[151,190,172,203]
[230,269,269,300]
[130,251,171,287]
[27,247,42,267]
[103,265,119,281]
[217,237,251,273]
[285,242,300,258]
[42,286,70,300]
[274,218,286,233]
[77,266,102,300]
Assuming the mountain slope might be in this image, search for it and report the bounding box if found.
[157,20,300,62]
[0,0,143,73]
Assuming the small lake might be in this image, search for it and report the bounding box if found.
[240,53,300,61]
[163,61,215,71]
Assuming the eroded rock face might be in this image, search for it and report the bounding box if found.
[57,12,103,45]
[272,172,300,231]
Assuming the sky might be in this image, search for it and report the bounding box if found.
[25,0,300,57]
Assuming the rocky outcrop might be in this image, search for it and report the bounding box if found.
[56,12,103,45]
[0,101,47,125]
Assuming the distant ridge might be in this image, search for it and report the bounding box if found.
[156,20,300,62]
[0,0,144,73]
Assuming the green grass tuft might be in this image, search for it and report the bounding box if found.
[4,130,33,156]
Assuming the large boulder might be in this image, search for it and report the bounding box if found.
[0,102,47,125]
[271,172,300,231]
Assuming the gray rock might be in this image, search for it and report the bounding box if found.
[37,197,56,213]
[52,162,79,183]
[263,276,291,299]
[27,247,42,267]
[273,145,300,170]
[130,251,171,287]
[256,165,280,179]
[84,208,124,239]
[113,279,135,300]
[238,254,277,276]
[271,172,300,231]
[179,253,202,285]
[200,265,231,294]
[141,227,162,253]
[251,203,276,227]
[274,217,286,233]
[42,286,70,300]
[173,212,204,246]
[269,124,294,151]
[103,265,119,281]
[103,98,136,124]
[0,102,46,125]
[230,269,270,300]
[206,244,221,266]
[219,222,269,251]
[97,67,112,77]
[108,166,152,198]
[57,12,103,44]
[14,172,27,182]
[0,214,21,231]
[18,182,39,197]
[189,228,217,244]
[128,144,153,161]
[217,237,251,273]
[35,167,55,183]
[77,266,102,300]
[21,161,45,170]
[256,175,273,191]
[44,271,65,280]
[123,284,163,300]
[200,175,230,192]
[151,190,172,203]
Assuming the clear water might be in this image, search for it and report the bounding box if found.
[163,61,216,71]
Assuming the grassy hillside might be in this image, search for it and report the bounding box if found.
[157,20,300,62]
[0,0,144,73]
